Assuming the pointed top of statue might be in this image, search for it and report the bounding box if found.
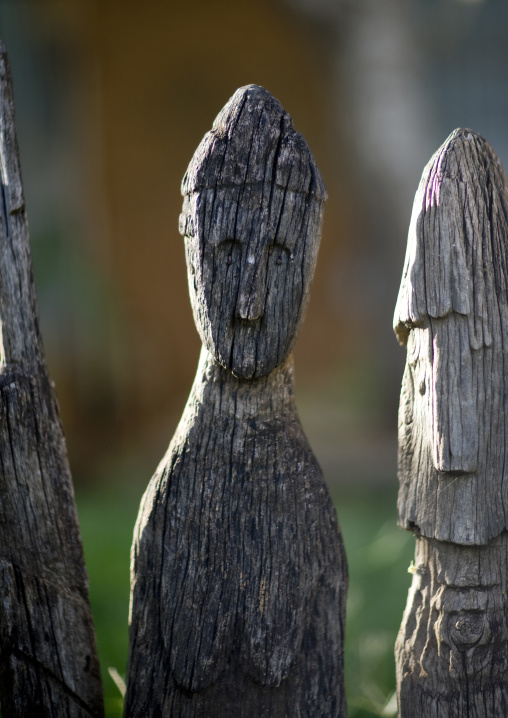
[394,127,508,349]
[181,85,326,201]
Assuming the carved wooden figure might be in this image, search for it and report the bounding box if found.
[0,44,103,716]
[124,85,347,717]
[394,128,508,717]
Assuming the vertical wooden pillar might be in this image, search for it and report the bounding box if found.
[124,85,348,717]
[394,128,508,716]
[0,43,103,717]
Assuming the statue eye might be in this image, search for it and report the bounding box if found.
[218,238,240,267]
[267,241,289,265]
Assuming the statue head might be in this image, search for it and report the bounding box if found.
[394,128,508,544]
[179,85,326,379]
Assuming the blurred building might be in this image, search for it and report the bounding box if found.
[1,0,506,484]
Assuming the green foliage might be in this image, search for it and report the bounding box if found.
[337,489,413,717]
[77,484,142,718]
[77,485,414,718]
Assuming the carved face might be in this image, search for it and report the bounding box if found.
[183,185,323,379]
[394,128,508,544]
[396,310,507,543]
[396,265,508,544]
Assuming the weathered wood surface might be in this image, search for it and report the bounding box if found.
[125,85,347,717]
[397,536,508,717]
[0,43,103,717]
[394,128,508,716]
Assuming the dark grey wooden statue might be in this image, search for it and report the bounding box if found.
[124,85,347,717]
[0,44,103,716]
[394,128,508,717]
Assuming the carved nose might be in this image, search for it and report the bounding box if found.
[236,292,264,321]
[236,254,266,321]
[431,375,479,474]
[424,317,479,475]
[434,454,477,475]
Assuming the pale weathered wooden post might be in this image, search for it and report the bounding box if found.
[394,128,508,716]
[124,85,348,717]
[0,44,103,717]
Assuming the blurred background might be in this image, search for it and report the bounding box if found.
[1,0,507,715]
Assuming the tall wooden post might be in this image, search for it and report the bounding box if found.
[394,128,508,716]
[124,85,348,717]
[0,43,103,717]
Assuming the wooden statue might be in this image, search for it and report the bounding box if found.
[394,128,508,716]
[124,85,347,717]
[0,44,103,717]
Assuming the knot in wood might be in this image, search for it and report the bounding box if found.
[449,613,487,651]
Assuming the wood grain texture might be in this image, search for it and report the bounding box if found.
[125,86,347,717]
[394,128,508,716]
[0,43,103,717]
[397,536,508,717]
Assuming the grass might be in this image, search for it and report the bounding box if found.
[77,484,414,718]
[77,483,141,717]
[337,490,414,717]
